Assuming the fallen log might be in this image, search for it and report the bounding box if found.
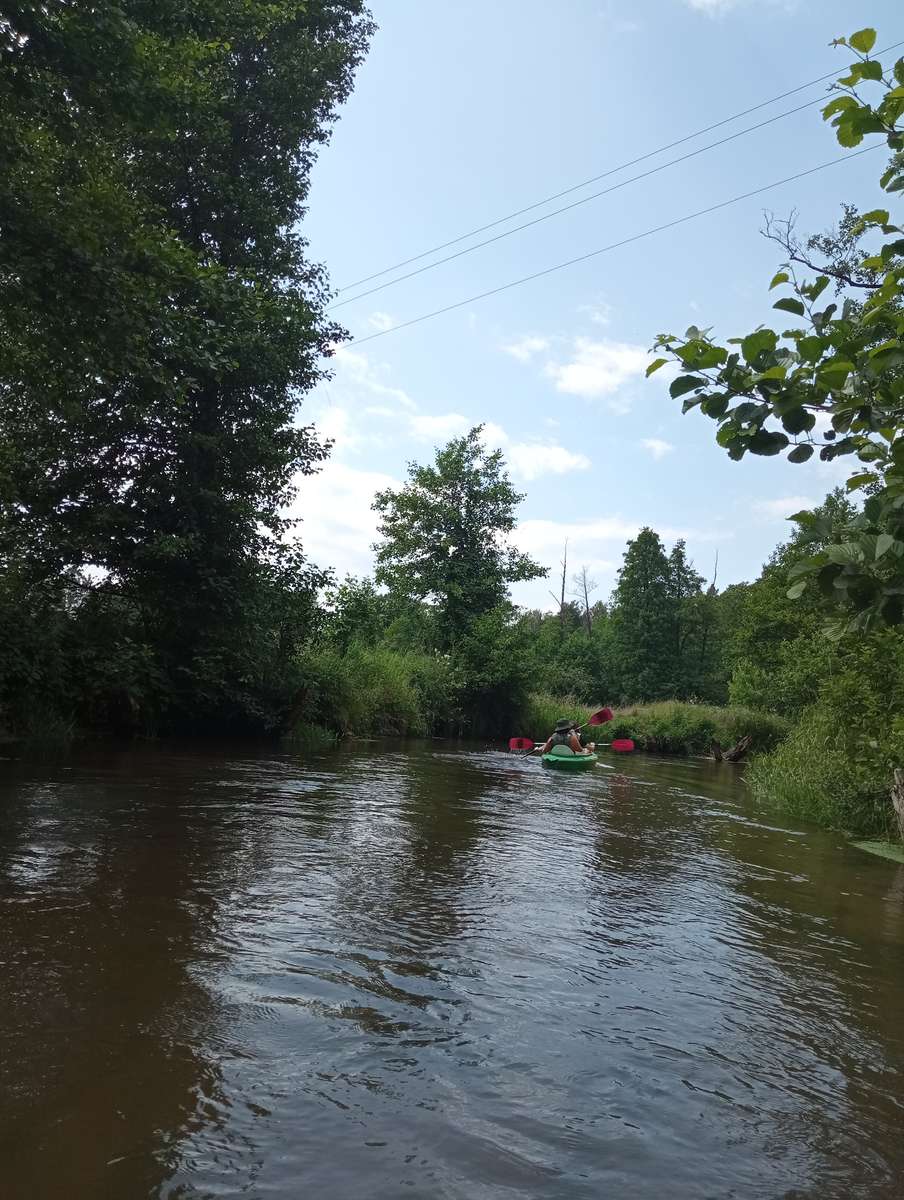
[723,735,753,763]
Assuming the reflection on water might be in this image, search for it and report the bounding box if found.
[1,742,903,1199]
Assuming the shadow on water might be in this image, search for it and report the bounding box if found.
[0,747,268,1198]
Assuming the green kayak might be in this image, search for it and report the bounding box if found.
[542,751,598,771]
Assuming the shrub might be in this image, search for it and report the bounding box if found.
[610,700,789,755]
[747,631,904,838]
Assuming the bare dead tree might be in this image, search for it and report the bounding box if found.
[569,565,598,636]
[548,539,568,627]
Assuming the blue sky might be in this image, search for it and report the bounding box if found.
[293,0,901,609]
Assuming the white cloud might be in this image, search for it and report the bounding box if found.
[367,311,395,333]
[408,412,472,441]
[331,345,417,410]
[685,0,796,13]
[314,405,365,454]
[641,437,675,460]
[290,460,397,579]
[502,335,550,362]
[544,337,652,400]
[753,495,815,519]
[577,301,613,326]
[686,0,736,10]
[507,443,591,481]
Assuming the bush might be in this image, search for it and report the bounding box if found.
[293,643,462,738]
[747,631,904,838]
[611,700,789,755]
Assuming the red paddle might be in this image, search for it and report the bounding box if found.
[508,737,535,751]
[610,738,635,753]
[577,707,613,730]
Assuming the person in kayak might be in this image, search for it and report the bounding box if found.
[542,719,595,756]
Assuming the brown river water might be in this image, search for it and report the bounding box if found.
[1,741,903,1199]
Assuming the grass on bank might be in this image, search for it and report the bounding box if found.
[521,694,789,756]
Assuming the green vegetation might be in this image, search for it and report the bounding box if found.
[1,17,902,844]
[608,702,789,757]
[653,28,904,640]
[1,1,374,734]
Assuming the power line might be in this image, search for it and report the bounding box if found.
[329,95,822,312]
[334,40,904,297]
[346,145,880,348]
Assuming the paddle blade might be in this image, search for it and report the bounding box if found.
[509,737,534,751]
[611,738,635,753]
[588,707,614,726]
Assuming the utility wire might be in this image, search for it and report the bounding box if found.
[346,145,880,348]
[330,95,822,311]
[335,40,904,297]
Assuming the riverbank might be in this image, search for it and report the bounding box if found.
[521,695,788,756]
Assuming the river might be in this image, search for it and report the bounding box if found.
[1,741,903,1198]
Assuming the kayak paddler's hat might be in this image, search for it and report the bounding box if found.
[555,718,573,732]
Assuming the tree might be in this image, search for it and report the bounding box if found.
[0,2,375,730]
[372,427,546,647]
[609,528,673,700]
[650,27,904,639]
[570,565,599,636]
[666,540,705,696]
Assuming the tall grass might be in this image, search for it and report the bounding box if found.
[610,700,790,756]
[747,707,900,839]
[520,695,789,756]
[290,644,461,739]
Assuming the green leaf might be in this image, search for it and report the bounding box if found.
[805,276,830,302]
[759,365,788,381]
[836,118,864,148]
[788,511,817,528]
[818,360,854,388]
[822,95,859,119]
[646,357,668,377]
[797,335,826,363]
[700,393,730,419]
[786,580,808,599]
[860,208,891,227]
[716,422,740,449]
[670,374,706,399]
[781,408,816,435]
[849,27,877,53]
[787,444,814,463]
[846,472,878,491]
[773,297,806,317]
[741,328,778,364]
[769,271,790,290]
[748,430,789,456]
[896,58,904,87]
[876,532,895,560]
[856,57,883,80]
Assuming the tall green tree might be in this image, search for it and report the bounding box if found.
[666,539,706,694]
[650,27,904,639]
[0,1,374,729]
[372,427,546,648]
[609,527,673,700]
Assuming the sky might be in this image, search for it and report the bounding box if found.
[293,0,902,610]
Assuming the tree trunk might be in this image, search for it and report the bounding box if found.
[892,768,904,842]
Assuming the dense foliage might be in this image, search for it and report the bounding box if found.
[1,13,901,840]
[0,0,373,732]
[652,28,904,639]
